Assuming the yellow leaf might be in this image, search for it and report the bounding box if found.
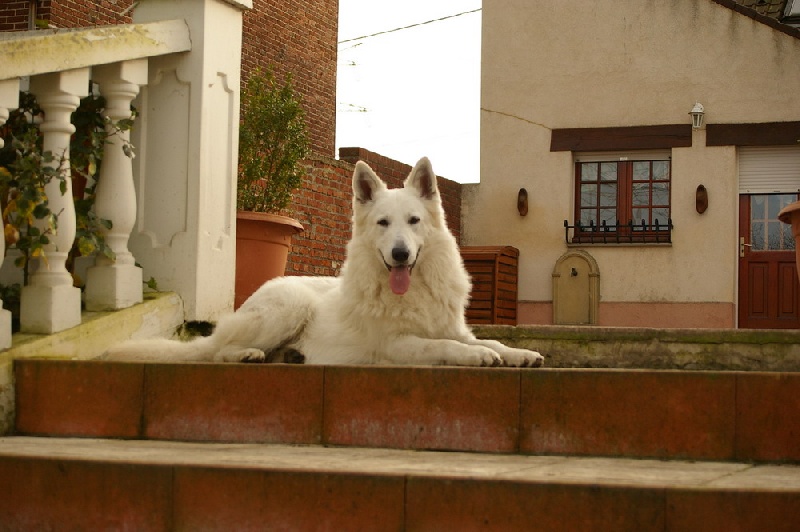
[78,239,96,256]
[4,224,19,246]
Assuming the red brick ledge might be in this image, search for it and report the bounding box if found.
[13,360,800,462]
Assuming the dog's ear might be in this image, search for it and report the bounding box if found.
[353,161,386,204]
[405,157,438,200]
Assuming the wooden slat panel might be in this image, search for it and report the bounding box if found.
[496,274,517,285]
[462,246,519,325]
[465,265,497,274]
[498,256,518,267]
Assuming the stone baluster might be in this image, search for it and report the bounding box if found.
[20,69,89,334]
[84,60,148,311]
[0,79,19,347]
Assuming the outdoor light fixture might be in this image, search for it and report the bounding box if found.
[696,184,708,214]
[690,102,705,129]
[517,188,528,216]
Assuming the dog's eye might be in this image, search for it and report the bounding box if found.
[409,216,420,225]
[377,218,390,227]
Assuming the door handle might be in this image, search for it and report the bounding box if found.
[739,237,752,257]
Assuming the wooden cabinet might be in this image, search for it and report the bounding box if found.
[461,246,519,325]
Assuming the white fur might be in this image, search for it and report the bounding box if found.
[104,158,544,368]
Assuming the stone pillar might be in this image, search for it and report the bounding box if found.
[0,79,19,347]
[84,60,148,311]
[130,0,251,321]
[21,69,89,334]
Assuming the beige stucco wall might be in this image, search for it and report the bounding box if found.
[464,0,800,327]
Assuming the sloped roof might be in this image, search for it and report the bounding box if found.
[716,0,800,38]
[734,0,787,19]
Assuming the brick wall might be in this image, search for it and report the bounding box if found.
[49,0,133,26]
[285,156,353,276]
[0,1,131,31]
[242,0,338,157]
[338,147,462,243]
[1,0,133,31]
[0,1,36,31]
[284,149,463,277]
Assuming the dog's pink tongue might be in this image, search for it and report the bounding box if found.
[390,266,411,295]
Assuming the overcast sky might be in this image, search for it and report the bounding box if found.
[336,1,482,183]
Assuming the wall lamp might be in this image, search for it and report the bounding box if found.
[517,188,528,216]
[696,184,708,214]
[690,102,705,129]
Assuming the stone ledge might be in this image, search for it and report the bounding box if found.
[473,324,800,371]
[5,291,183,361]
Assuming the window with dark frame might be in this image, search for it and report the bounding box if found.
[750,194,797,251]
[570,158,672,244]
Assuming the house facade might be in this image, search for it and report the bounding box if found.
[463,0,800,329]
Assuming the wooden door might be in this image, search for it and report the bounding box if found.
[738,194,800,329]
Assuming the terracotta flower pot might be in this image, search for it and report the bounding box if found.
[778,200,800,283]
[235,211,304,309]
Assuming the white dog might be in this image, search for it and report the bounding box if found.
[104,157,543,368]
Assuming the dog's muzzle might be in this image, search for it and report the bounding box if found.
[381,246,420,295]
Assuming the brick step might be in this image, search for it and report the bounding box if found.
[1,436,799,530]
[14,359,799,463]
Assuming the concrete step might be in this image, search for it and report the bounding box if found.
[13,359,800,462]
[1,436,798,531]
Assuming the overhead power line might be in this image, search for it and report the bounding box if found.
[338,8,481,45]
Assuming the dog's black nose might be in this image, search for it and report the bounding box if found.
[392,247,410,263]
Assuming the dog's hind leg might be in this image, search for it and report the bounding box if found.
[105,278,322,364]
[207,285,317,363]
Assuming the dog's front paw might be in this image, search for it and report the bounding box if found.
[501,349,544,368]
[441,345,502,367]
[467,345,503,367]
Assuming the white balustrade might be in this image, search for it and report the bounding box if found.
[84,60,148,311]
[20,69,89,334]
[0,0,249,346]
